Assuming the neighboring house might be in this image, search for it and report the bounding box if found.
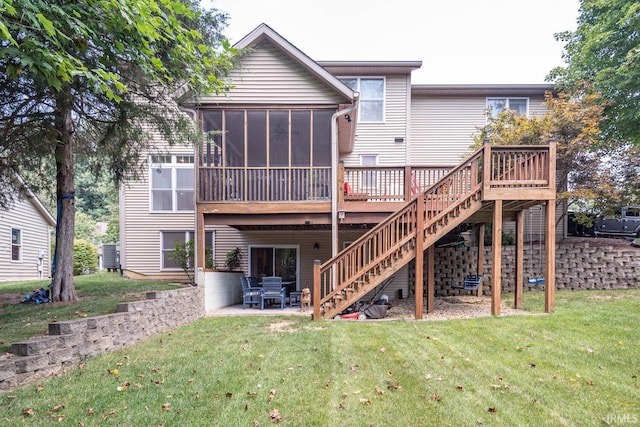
[0,187,55,281]
[120,24,558,314]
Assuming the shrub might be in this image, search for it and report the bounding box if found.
[74,239,98,275]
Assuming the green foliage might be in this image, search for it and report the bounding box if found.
[473,92,640,217]
[167,239,195,284]
[225,246,242,270]
[550,0,640,145]
[74,211,97,243]
[73,239,98,275]
[483,224,515,246]
[1,289,639,425]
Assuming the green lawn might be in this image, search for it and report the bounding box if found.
[1,288,638,426]
[0,272,183,353]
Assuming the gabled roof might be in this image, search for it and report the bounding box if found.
[4,175,56,227]
[235,23,356,101]
[318,61,422,76]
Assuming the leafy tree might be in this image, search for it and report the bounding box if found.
[0,0,238,301]
[167,239,195,284]
[473,92,639,222]
[549,0,640,145]
[73,239,98,275]
[74,211,97,243]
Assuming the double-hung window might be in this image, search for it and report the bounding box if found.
[161,231,215,270]
[150,155,194,212]
[486,98,529,118]
[339,77,385,122]
[11,228,21,261]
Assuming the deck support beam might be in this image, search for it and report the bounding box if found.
[426,245,434,313]
[491,200,503,316]
[476,223,485,295]
[415,195,425,319]
[545,201,556,313]
[515,210,524,309]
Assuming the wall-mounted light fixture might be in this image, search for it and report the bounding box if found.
[314,243,320,251]
[345,114,352,123]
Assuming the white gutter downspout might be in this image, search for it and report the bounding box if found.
[178,106,201,283]
[330,95,359,258]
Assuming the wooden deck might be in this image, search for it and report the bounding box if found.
[312,142,556,320]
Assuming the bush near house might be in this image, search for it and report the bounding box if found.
[73,239,98,275]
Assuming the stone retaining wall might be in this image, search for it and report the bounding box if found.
[426,241,640,296]
[0,286,203,392]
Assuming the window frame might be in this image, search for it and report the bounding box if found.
[149,154,195,213]
[338,77,386,123]
[486,97,529,120]
[11,227,22,262]
[160,230,215,271]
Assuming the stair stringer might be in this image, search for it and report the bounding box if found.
[319,188,485,319]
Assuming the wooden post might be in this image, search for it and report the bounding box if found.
[515,210,524,309]
[482,140,492,195]
[426,245,434,313]
[545,202,556,313]
[491,200,502,316]
[313,260,321,320]
[415,195,425,319]
[476,224,485,295]
[196,207,205,270]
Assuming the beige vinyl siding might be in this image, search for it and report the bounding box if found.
[199,41,346,105]
[410,94,549,165]
[120,134,197,279]
[410,96,486,164]
[341,75,410,166]
[0,198,52,281]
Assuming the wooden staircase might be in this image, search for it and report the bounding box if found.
[313,143,555,320]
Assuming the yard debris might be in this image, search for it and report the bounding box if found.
[21,288,50,304]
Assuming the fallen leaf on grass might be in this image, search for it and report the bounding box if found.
[161,403,171,411]
[268,389,276,403]
[270,408,282,423]
[248,391,258,396]
[359,398,371,405]
[22,408,35,416]
[380,347,386,352]
[431,393,442,401]
[36,385,44,392]
[488,407,497,413]
[87,408,94,415]
[52,404,65,411]
[375,387,384,395]
[456,385,464,391]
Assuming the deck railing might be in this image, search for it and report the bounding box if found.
[313,142,555,319]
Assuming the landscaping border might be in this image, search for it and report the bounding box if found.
[0,286,203,391]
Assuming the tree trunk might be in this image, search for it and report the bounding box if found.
[50,88,78,302]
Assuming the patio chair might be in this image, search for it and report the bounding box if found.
[260,277,286,309]
[240,276,261,309]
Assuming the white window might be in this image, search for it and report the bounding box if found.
[339,77,385,122]
[361,154,378,189]
[486,98,529,118]
[161,231,215,270]
[150,155,194,212]
[11,228,21,261]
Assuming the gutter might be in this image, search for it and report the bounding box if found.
[178,106,200,283]
[330,95,359,258]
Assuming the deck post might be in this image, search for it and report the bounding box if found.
[482,140,492,195]
[545,202,556,313]
[491,200,503,316]
[476,224,485,295]
[415,195,425,319]
[515,209,524,309]
[196,207,205,271]
[313,260,321,320]
[426,245,434,313]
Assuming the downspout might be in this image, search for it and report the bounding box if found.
[330,95,359,258]
[179,106,200,283]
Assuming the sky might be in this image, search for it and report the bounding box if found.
[205,0,581,84]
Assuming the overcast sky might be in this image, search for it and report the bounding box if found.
[206,0,580,84]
